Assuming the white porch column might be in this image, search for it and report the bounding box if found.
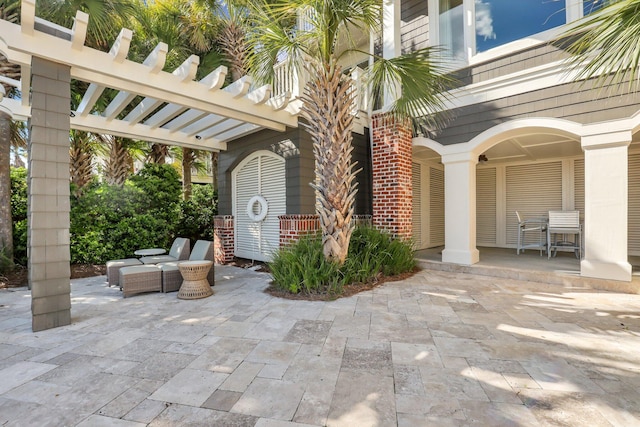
[381,0,401,106]
[581,130,632,282]
[441,152,480,265]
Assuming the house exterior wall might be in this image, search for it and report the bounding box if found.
[218,127,372,217]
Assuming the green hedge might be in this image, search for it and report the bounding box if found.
[9,164,217,266]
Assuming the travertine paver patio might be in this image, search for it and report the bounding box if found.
[1,265,640,426]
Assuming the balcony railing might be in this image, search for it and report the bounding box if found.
[272,59,368,115]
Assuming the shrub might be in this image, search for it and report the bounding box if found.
[70,164,183,264]
[175,184,217,242]
[10,168,27,266]
[269,226,416,296]
[269,234,342,295]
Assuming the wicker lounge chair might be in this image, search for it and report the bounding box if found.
[158,240,214,293]
[140,237,190,264]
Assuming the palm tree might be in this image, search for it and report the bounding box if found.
[560,0,640,92]
[245,0,453,264]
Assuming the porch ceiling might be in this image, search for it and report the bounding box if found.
[0,1,300,152]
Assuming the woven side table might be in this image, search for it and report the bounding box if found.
[177,260,213,299]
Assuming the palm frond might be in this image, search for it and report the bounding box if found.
[559,0,640,92]
[367,47,456,134]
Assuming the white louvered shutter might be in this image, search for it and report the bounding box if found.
[574,159,585,216]
[629,154,640,254]
[233,152,286,261]
[477,168,497,246]
[430,166,445,247]
[412,163,422,249]
[505,162,562,246]
[259,155,286,260]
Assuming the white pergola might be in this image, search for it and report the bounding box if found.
[0,0,300,151]
[0,0,301,331]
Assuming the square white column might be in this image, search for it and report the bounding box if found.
[581,131,632,282]
[441,153,480,265]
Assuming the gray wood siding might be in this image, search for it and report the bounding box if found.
[401,0,429,54]
[218,127,372,217]
[436,79,640,146]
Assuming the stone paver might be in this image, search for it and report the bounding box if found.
[1,265,640,426]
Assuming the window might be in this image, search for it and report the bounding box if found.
[427,0,604,63]
[474,0,566,53]
[439,0,465,59]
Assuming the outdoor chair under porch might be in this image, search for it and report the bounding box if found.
[547,210,582,259]
[515,211,548,255]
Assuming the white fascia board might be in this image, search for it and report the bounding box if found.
[72,113,226,151]
[0,19,297,129]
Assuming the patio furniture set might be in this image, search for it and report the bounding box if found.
[105,238,214,299]
[516,210,582,258]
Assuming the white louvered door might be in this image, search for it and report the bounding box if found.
[233,151,286,262]
[477,168,497,246]
[505,162,563,247]
[412,163,423,249]
[629,154,640,255]
[430,166,445,247]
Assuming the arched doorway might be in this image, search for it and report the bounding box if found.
[232,151,286,261]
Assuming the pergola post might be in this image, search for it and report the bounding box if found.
[28,57,71,332]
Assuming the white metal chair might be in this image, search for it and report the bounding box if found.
[547,210,581,259]
[516,211,548,255]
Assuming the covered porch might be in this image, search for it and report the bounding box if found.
[415,246,640,294]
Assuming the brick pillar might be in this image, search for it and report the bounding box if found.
[214,215,234,264]
[279,214,320,247]
[371,113,413,239]
[28,58,71,331]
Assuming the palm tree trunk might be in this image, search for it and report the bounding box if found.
[105,136,131,186]
[302,61,358,264]
[211,151,218,191]
[0,111,14,265]
[219,22,247,81]
[69,131,93,197]
[149,143,168,164]
[183,147,193,200]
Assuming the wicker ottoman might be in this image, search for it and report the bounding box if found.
[106,258,142,287]
[158,263,182,293]
[119,265,161,298]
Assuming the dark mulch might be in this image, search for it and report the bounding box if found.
[0,264,106,289]
[264,266,421,301]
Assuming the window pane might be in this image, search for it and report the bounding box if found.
[439,0,465,59]
[583,0,604,15]
[475,0,566,53]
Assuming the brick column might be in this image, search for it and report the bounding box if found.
[279,215,320,247]
[28,58,71,332]
[371,113,413,239]
[214,215,234,264]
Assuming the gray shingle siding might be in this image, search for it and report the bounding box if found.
[218,127,372,216]
[436,78,640,146]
